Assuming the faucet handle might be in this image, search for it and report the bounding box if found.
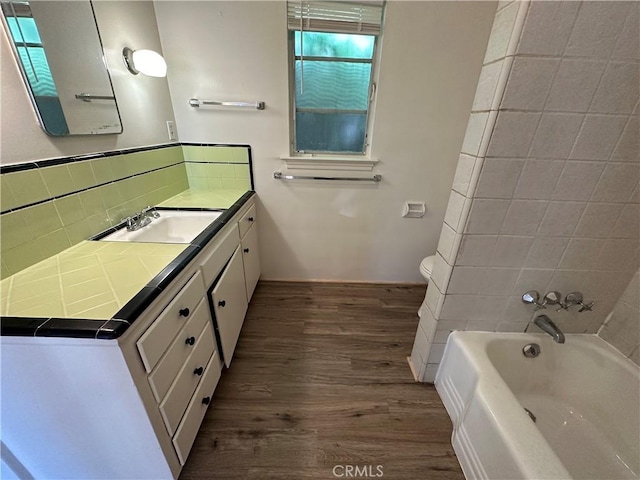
[142,206,160,218]
[564,292,583,306]
[579,301,594,312]
[542,291,562,307]
[564,292,594,312]
[522,291,545,310]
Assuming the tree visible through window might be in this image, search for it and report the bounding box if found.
[287,1,384,155]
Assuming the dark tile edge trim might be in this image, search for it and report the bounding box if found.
[1,142,180,174]
[1,142,252,174]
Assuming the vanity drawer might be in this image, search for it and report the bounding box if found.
[200,223,240,288]
[148,297,209,403]
[137,271,205,373]
[159,320,215,436]
[238,204,256,239]
[173,349,222,465]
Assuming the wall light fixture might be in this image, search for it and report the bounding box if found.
[122,47,167,77]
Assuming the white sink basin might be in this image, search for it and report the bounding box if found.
[100,210,223,243]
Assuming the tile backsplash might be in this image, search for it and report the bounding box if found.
[182,144,252,191]
[1,144,252,278]
[411,0,640,381]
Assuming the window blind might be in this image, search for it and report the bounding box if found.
[287,1,384,35]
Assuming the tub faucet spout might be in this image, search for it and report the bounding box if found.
[534,315,565,344]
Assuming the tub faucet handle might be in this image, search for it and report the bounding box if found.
[564,292,594,312]
[579,301,594,312]
[522,291,545,310]
[542,291,562,308]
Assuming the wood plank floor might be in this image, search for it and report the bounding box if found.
[179,281,463,480]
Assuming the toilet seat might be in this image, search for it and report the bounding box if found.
[420,255,435,281]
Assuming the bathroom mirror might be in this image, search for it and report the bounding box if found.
[1,0,122,135]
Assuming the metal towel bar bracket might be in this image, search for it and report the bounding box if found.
[189,98,265,110]
[273,171,382,183]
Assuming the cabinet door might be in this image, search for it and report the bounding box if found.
[241,223,260,302]
[211,247,248,367]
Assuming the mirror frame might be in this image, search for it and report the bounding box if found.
[0,0,123,136]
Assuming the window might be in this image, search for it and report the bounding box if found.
[287,1,385,155]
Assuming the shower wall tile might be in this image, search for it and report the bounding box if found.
[448,267,520,296]
[500,200,548,235]
[524,237,569,269]
[436,223,458,265]
[490,236,534,267]
[430,253,453,293]
[612,204,640,239]
[600,269,640,364]
[417,0,640,377]
[511,268,555,296]
[475,158,524,199]
[461,113,489,156]
[513,160,564,200]
[590,62,639,114]
[574,203,624,238]
[451,154,477,196]
[537,201,585,236]
[528,113,583,159]
[472,60,505,112]
[464,199,510,234]
[456,235,498,267]
[612,116,639,162]
[500,57,558,110]
[570,115,628,161]
[612,4,640,61]
[486,112,540,157]
[564,1,632,58]
[545,59,606,113]
[517,1,580,56]
[443,190,467,232]
[551,162,605,201]
[590,164,640,203]
[559,238,605,270]
[484,1,519,63]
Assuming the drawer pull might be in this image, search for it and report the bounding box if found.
[244,248,250,253]
[179,308,190,317]
[248,216,254,222]
[185,336,196,346]
[193,366,204,376]
[202,396,211,405]
[218,300,226,308]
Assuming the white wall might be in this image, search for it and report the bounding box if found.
[0,1,175,165]
[155,1,496,282]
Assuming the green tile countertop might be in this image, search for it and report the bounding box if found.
[0,188,250,335]
[1,241,188,320]
[159,188,248,209]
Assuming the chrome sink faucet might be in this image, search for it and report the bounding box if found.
[533,315,565,344]
[124,206,160,231]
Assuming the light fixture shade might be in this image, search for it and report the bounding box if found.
[123,47,167,77]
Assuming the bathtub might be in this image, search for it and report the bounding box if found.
[435,332,640,480]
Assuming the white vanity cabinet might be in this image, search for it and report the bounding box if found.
[128,197,260,472]
[240,205,260,301]
[0,196,260,480]
[211,246,248,367]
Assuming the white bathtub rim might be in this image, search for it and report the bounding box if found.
[436,331,571,479]
[435,331,638,480]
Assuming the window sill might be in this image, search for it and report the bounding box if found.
[280,155,378,171]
